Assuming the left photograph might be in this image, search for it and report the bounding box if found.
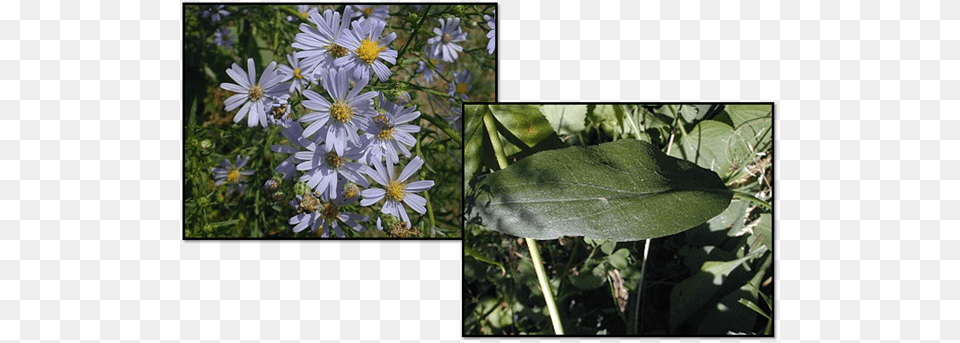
[183,3,496,239]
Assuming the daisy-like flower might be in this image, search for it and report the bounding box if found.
[448,70,472,101]
[220,58,290,128]
[360,156,435,224]
[213,27,234,48]
[300,68,377,156]
[447,101,463,131]
[415,46,444,85]
[362,93,421,165]
[289,188,368,237]
[287,5,318,22]
[295,142,370,199]
[201,5,229,23]
[427,17,467,63]
[292,7,354,78]
[278,54,314,94]
[334,20,398,82]
[484,10,496,55]
[211,155,255,194]
[271,118,315,180]
[350,5,389,25]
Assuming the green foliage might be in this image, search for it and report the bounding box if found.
[463,104,773,336]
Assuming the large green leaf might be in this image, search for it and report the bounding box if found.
[488,104,555,148]
[725,104,772,128]
[670,120,735,180]
[465,139,733,242]
[540,105,587,136]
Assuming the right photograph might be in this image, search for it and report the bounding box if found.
[462,103,774,336]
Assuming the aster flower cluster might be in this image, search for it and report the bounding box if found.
[193,4,493,238]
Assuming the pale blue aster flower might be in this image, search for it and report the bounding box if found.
[277,54,314,94]
[360,156,435,225]
[427,17,467,63]
[201,5,229,23]
[220,58,290,128]
[299,68,377,156]
[211,155,255,194]
[292,7,354,78]
[334,20,398,82]
[287,5,318,22]
[485,10,496,55]
[448,70,472,101]
[448,102,462,131]
[289,188,368,237]
[294,142,370,200]
[213,27,234,48]
[350,5,389,25]
[362,93,421,165]
[415,46,444,85]
[271,122,316,180]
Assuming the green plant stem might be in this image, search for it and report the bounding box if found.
[733,191,772,211]
[483,110,564,335]
[482,112,509,169]
[625,106,644,141]
[396,5,430,66]
[526,238,564,335]
[419,111,462,145]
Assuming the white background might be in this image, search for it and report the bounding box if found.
[7,0,956,341]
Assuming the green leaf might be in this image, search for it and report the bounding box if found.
[749,213,772,253]
[464,105,487,184]
[466,139,733,242]
[706,199,748,233]
[725,104,772,128]
[464,244,506,276]
[488,104,556,148]
[670,120,735,180]
[608,248,631,270]
[568,259,607,290]
[726,116,773,179]
[540,105,587,136]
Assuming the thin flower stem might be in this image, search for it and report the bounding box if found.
[625,105,644,141]
[419,111,462,145]
[395,5,430,67]
[483,110,564,335]
[633,238,652,334]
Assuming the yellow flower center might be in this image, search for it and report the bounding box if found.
[343,184,359,199]
[293,67,303,80]
[356,38,387,65]
[442,33,452,44]
[372,114,389,125]
[226,168,240,183]
[320,202,339,220]
[248,85,264,101]
[385,180,406,201]
[362,7,373,17]
[326,43,349,58]
[300,11,308,19]
[325,151,345,169]
[429,59,438,66]
[330,101,354,123]
[456,82,468,95]
[271,103,287,119]
[376,126,395,140]
[299,194,321,213]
